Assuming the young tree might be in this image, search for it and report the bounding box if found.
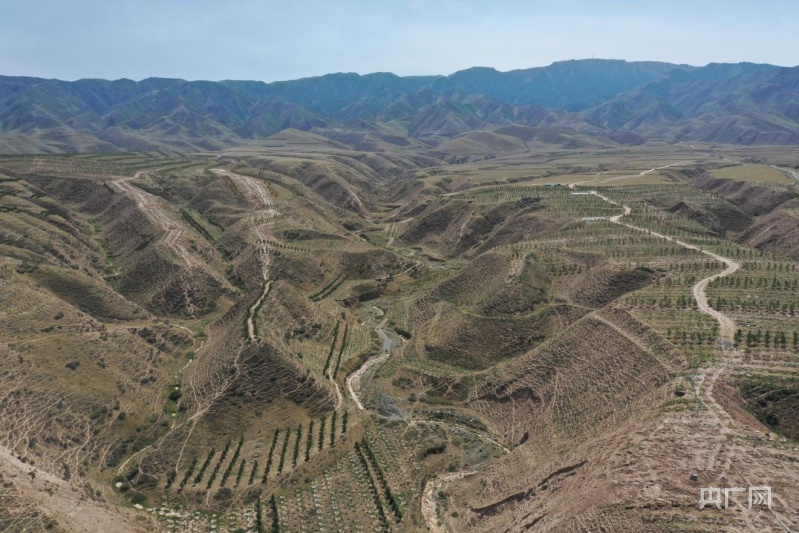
[292,424,303,468]
[305,420,314,462]
[318,416,326,451]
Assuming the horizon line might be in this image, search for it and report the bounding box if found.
[3,58,795,85]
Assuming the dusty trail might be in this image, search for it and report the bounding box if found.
[691,259,739,345]
[329,369,344,411]
[772,164,799,182]
[441,161,692,203]
[441,161,694,198]
[566,161,694,188]
[587,190,740,344]
[113,172,194,269]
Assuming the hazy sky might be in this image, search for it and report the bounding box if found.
[2,0,797,82]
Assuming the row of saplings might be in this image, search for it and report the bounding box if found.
[736,329,798,350]
[355,438,404,530]
[253,494,279,533]
[664,327,799,350]
[247,438,403,533]
[157,411,349,497]
[248,437,406,533]
[665,327,719,346]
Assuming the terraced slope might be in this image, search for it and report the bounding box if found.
[0,144,798,532]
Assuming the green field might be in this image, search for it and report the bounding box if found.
[712,164,794,183]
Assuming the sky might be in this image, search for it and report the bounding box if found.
[1,0,797,82]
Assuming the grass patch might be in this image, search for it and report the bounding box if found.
[712,164,793,184]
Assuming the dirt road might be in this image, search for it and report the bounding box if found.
[589,190,740,344]
[589,190,799,529]
[500,186,798,529]
[564,161,693,188]
[347,353,389,411]
[690,256,739,345]
[422,170,793,531]
[772,165,799,182]
[114,173,194,268]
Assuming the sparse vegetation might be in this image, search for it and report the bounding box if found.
[3,137,799,533]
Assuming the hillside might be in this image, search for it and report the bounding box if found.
[588,63,799,144]
[1,142,798,531]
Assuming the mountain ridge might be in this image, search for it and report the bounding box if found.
[1,59,798,153]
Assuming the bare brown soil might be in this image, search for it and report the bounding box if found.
[2,145,799,532]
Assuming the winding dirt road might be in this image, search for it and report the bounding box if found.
[346,352,388,411]
[588,190,740,344]
[690,258,739,345]
[114,172,194,268]
[564,161,694,188]
[419,187,774,532]
[589,190,796,528]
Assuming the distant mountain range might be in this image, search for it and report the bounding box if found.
[1,59,798,153]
